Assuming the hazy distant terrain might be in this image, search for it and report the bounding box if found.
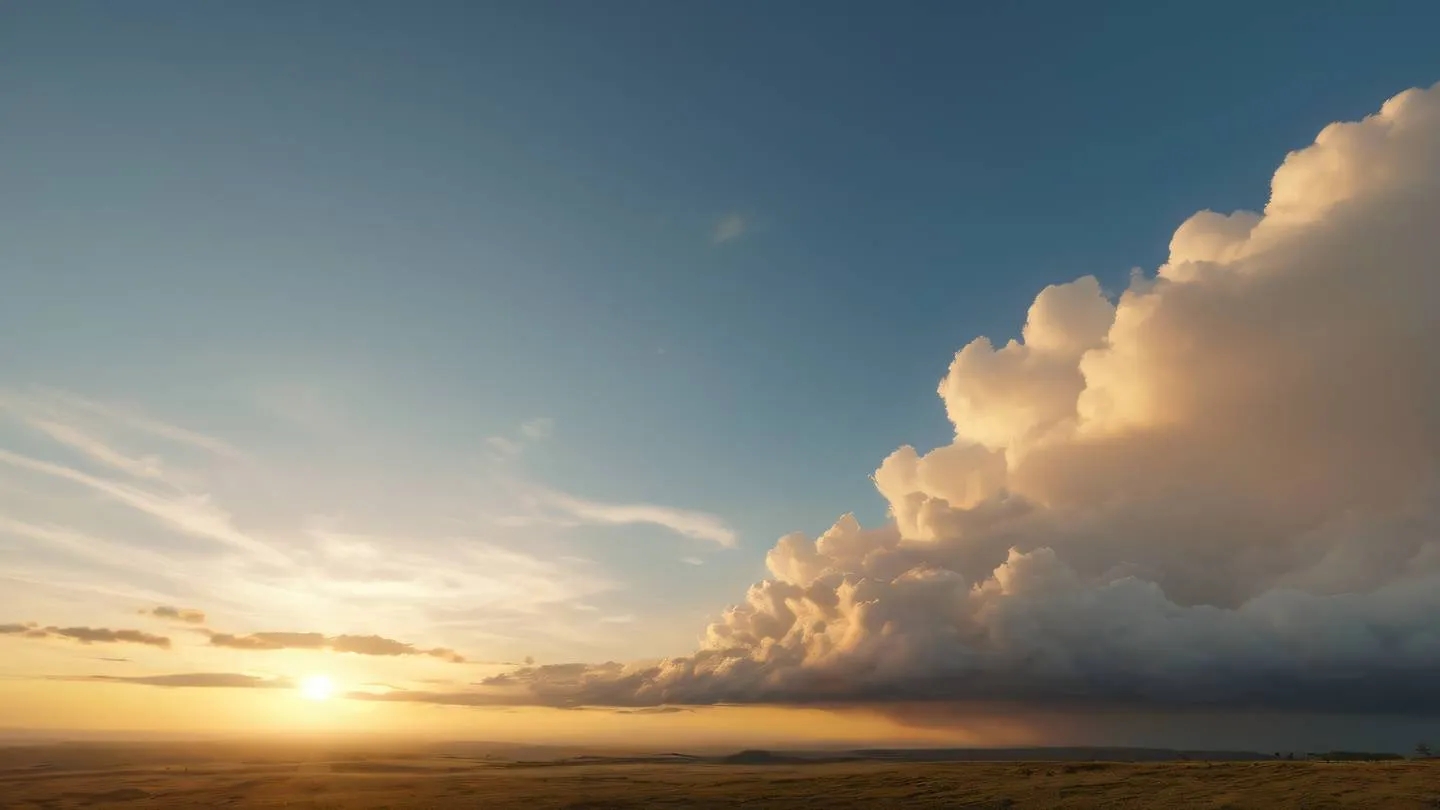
[2,741,1437,808]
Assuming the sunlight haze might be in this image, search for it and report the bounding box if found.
[3,1,1440,762]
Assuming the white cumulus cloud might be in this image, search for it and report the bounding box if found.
[396,82,1440,715]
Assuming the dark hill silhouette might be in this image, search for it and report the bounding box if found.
[721,749,808,765]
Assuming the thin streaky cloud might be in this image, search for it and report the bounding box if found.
[711,212,748,244]
[57,673,293,689]
[244,379,344,433]
[484,474,738,547]
[0,516,182,577]
[0,449,289,566]
[542,491,737,548]
[486,417,554,459]
[23,418,164,479]
[485,435,524,457]
[1,569,189,610]
[23,387,243,459]
[519,417,553,441]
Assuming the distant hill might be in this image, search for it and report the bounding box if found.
[721,749,809,765]
[845,747,1273,762]
[523,746,1276,767]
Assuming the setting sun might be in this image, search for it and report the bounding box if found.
[7,3,1440,807]
[299,675,334,701]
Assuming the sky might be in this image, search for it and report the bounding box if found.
[3,2,1440,752]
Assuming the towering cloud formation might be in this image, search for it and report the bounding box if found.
[428,82,1440,714]
[759,83,1440,708]
[78,83,1440,716]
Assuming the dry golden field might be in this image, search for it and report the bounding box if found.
[2,743,1438,809]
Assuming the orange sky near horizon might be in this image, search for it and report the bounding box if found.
[0,662,1006,749]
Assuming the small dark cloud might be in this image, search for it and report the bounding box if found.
[0,622,46,639]
[344,687,690,714]
[571,706,692,716]
[345,689,535,707]
[477,662,617,687]
[96,657,131,663]
[51,627,171,647]
[206,630,466,662]
[57,673,293,689]
[3,622,170,648]
[331,634,414,657]
[145,606,207,624]
[207,631,325,651]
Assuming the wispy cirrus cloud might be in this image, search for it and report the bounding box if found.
[485,435,524,457]
[0,390,286,568]
[711,212,749,245]
[489,476,737,548]
[518,418,553,441]
[23,419,164,479]
[303,528,612,611]
[244,379,346,434]
[11,387,241,459]
[0,391,621,668]
[0,448,288,566]
[483,469,737,544]
[537,491,737,548]
[486,417,555,459]
[0,517,184,580]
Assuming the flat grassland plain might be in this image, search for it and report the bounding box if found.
[2,741,1438,809]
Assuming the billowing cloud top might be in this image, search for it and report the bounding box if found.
[379,82,1440,714]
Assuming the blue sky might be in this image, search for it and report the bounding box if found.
[4,2,1440,668]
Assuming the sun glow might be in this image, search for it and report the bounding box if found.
[299,674,335,701]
